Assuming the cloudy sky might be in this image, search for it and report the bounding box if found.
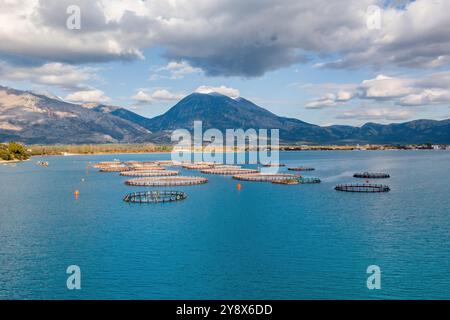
[1,0,450,125]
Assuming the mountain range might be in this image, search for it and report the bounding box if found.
[1,85,449,145]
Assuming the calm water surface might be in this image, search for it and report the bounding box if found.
[0,151,449,299]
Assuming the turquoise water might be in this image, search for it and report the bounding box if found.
[0,151,449,299]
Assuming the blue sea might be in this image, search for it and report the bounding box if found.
[0,151,449,299]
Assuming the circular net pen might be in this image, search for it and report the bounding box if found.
[153,160,178,166]
[335,184,390,193]
[262,163,286,167]
[182,163,217,170]
[123,191,187,203]
[125,176,208,187]
[299,177,321,184]
[120,170,179,177]
[123,161,157,166]
[201,168,259,175]
[212,165,242,169]
[129,165,166,171]
[92,161,121,168]
[99,166,131,172]
[272,179,299,185]
[353,172,390,179]
[288,167,315,171]
[233,173,300,182]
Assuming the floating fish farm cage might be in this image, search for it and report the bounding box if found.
[299,177,321,184]
[232,173,300,182]
[262,163,286,167]
[288,167,315,171]
[129,165,166,171]
[201,168,259,175]
[125,176,208,187]
[94,161,168,172]
[123,191,187,203]
[271,177,321,185]
[92,161,121,168]
[123,161,157,166]
[99,166,131,172]
[335,184,390,193]
[353,172,390,179]
[153,160,177,166]
[272,179,299,185]
[120,170,179,177]
[182,163,216,170]
[212,165,242,169]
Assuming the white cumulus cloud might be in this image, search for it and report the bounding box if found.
[336,107,413,121]
[361,75,413,99]
[400,89,450,106]
[65,88,110,104]
[306,72,450,108]
[150,61,202,80]
[132,89,185,104]
[0,61,97,90]
[195,85,240,99]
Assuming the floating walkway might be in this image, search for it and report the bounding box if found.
[123,191,187,203]
[335,184,390,193]
[232,173,300,182]
[125,176,208,187]
[201,168,259,175]
[288,167,315,171]
[120,170,179,177]
[353,172,390,179]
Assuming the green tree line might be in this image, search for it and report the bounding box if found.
[0,142,31,161]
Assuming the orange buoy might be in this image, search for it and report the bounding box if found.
[74,190,80,199]
[236,183,242,190]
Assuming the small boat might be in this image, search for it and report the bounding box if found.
[36,161,49,167]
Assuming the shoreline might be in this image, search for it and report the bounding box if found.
[28,148,450,159]
[0,158,30,164]
[31,151,173,158]
[21,142,449,158]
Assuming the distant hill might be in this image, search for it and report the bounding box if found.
[110,92,450,144]
[325,120,450,144]
[0,86,152,144]
[137,92,333,144]
[1,86,449,144]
